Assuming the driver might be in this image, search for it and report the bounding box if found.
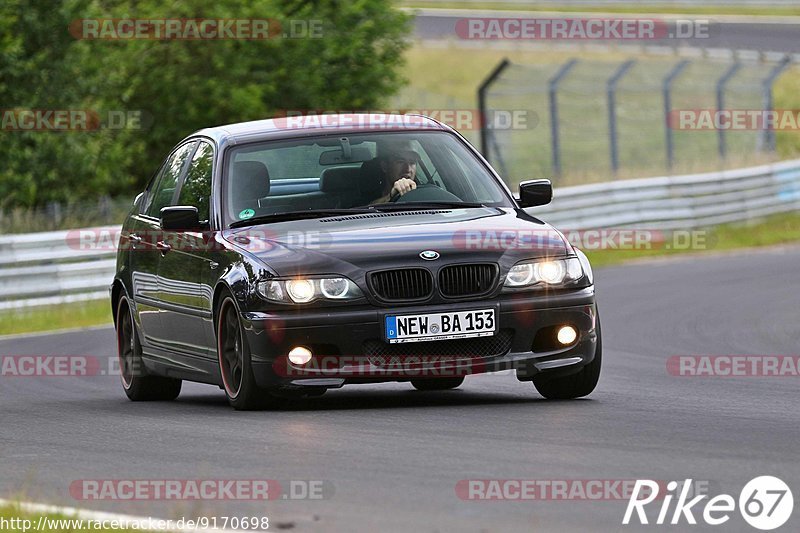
[369,142,419,204]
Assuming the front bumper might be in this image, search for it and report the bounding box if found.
[241,287,598,389]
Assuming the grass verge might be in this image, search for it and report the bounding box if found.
[583,211,800,268]
[399,2,800,17]
[0,299,112,337]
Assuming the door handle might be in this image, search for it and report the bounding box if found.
[156,241,171,255]
[128,233,142,246]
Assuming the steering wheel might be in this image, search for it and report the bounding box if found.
[390,183,461,203]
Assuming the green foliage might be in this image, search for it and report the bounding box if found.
[0,0,410,208]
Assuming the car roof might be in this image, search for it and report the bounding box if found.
[189,113,451,147]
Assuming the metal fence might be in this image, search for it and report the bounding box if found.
[2,158,798,310]
[479,55,797,187]
[0,226,117,310]
[535,157,800,230]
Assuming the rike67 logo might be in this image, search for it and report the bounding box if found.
[624,476,793,530]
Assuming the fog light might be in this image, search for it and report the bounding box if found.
[288,346,313,365]
[557,326,577,345]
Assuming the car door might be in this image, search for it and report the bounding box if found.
[156,140,217,359]
[130,140,197,347]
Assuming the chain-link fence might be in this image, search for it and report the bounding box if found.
[480,55,797,188]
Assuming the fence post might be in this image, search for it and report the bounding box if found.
[607,59,636,175]
[46,201,63,228]
[716,61,741,158]
[99,195,112,219]
[477,58,510,159]
[548,59,579,178]
[760,55,791,152]
[663,59,690,171]
[487,129,509,178]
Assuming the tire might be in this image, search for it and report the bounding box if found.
[116,296,182,401]
[411,377,465,391]
[533,320,602,400]
[216,294,284,411]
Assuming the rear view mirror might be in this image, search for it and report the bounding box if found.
[319,146,372,165]
[160,206,201,231]
[518,179,553,208]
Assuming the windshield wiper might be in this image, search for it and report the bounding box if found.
[229,209,372,228]
[369,201,488,210]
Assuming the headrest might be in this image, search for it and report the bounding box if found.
[231,161,270,208]
[358,158,385,198]
[320,167,359,193]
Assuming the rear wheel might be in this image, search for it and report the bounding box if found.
[217,295,284,411]
[533,321,602,400]
[411,377,465,391]
[116,296,181,401]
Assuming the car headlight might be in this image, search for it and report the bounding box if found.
[257,277,364,303]
[286,279,315,303]
[574,248,593,285]
[503,257,584,288]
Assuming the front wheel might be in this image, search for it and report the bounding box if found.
[116,296,181,401]
[217,295,284,411]
[533,321,602,400]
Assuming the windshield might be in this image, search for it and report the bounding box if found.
[223,131,513,226]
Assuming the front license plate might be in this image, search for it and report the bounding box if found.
[385,309,496,344]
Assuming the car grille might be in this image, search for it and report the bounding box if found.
[369,268,433,301]
[438,263,498,298]
[363,329,513,365]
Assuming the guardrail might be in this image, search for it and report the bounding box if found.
[0,227,118,310]
[1,158,799,310]
[535,158,800,230]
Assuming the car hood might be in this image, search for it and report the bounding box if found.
[224,207,570,277]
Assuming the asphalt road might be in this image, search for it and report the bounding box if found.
[414,13,800,53]
[1,245,799,532]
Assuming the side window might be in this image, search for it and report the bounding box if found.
[146,141,197,218]
[141,162,168,215]
[177,141,213,222]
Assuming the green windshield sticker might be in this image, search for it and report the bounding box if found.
[238,208,255,220]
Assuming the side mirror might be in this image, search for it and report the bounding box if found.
[518,179,553,208]
[160,206,201,232]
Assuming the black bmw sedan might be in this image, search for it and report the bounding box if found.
[112,113,600,410]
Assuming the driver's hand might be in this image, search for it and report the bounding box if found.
[391,178,416,198]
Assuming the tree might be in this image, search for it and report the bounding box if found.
[0,0,410,208]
